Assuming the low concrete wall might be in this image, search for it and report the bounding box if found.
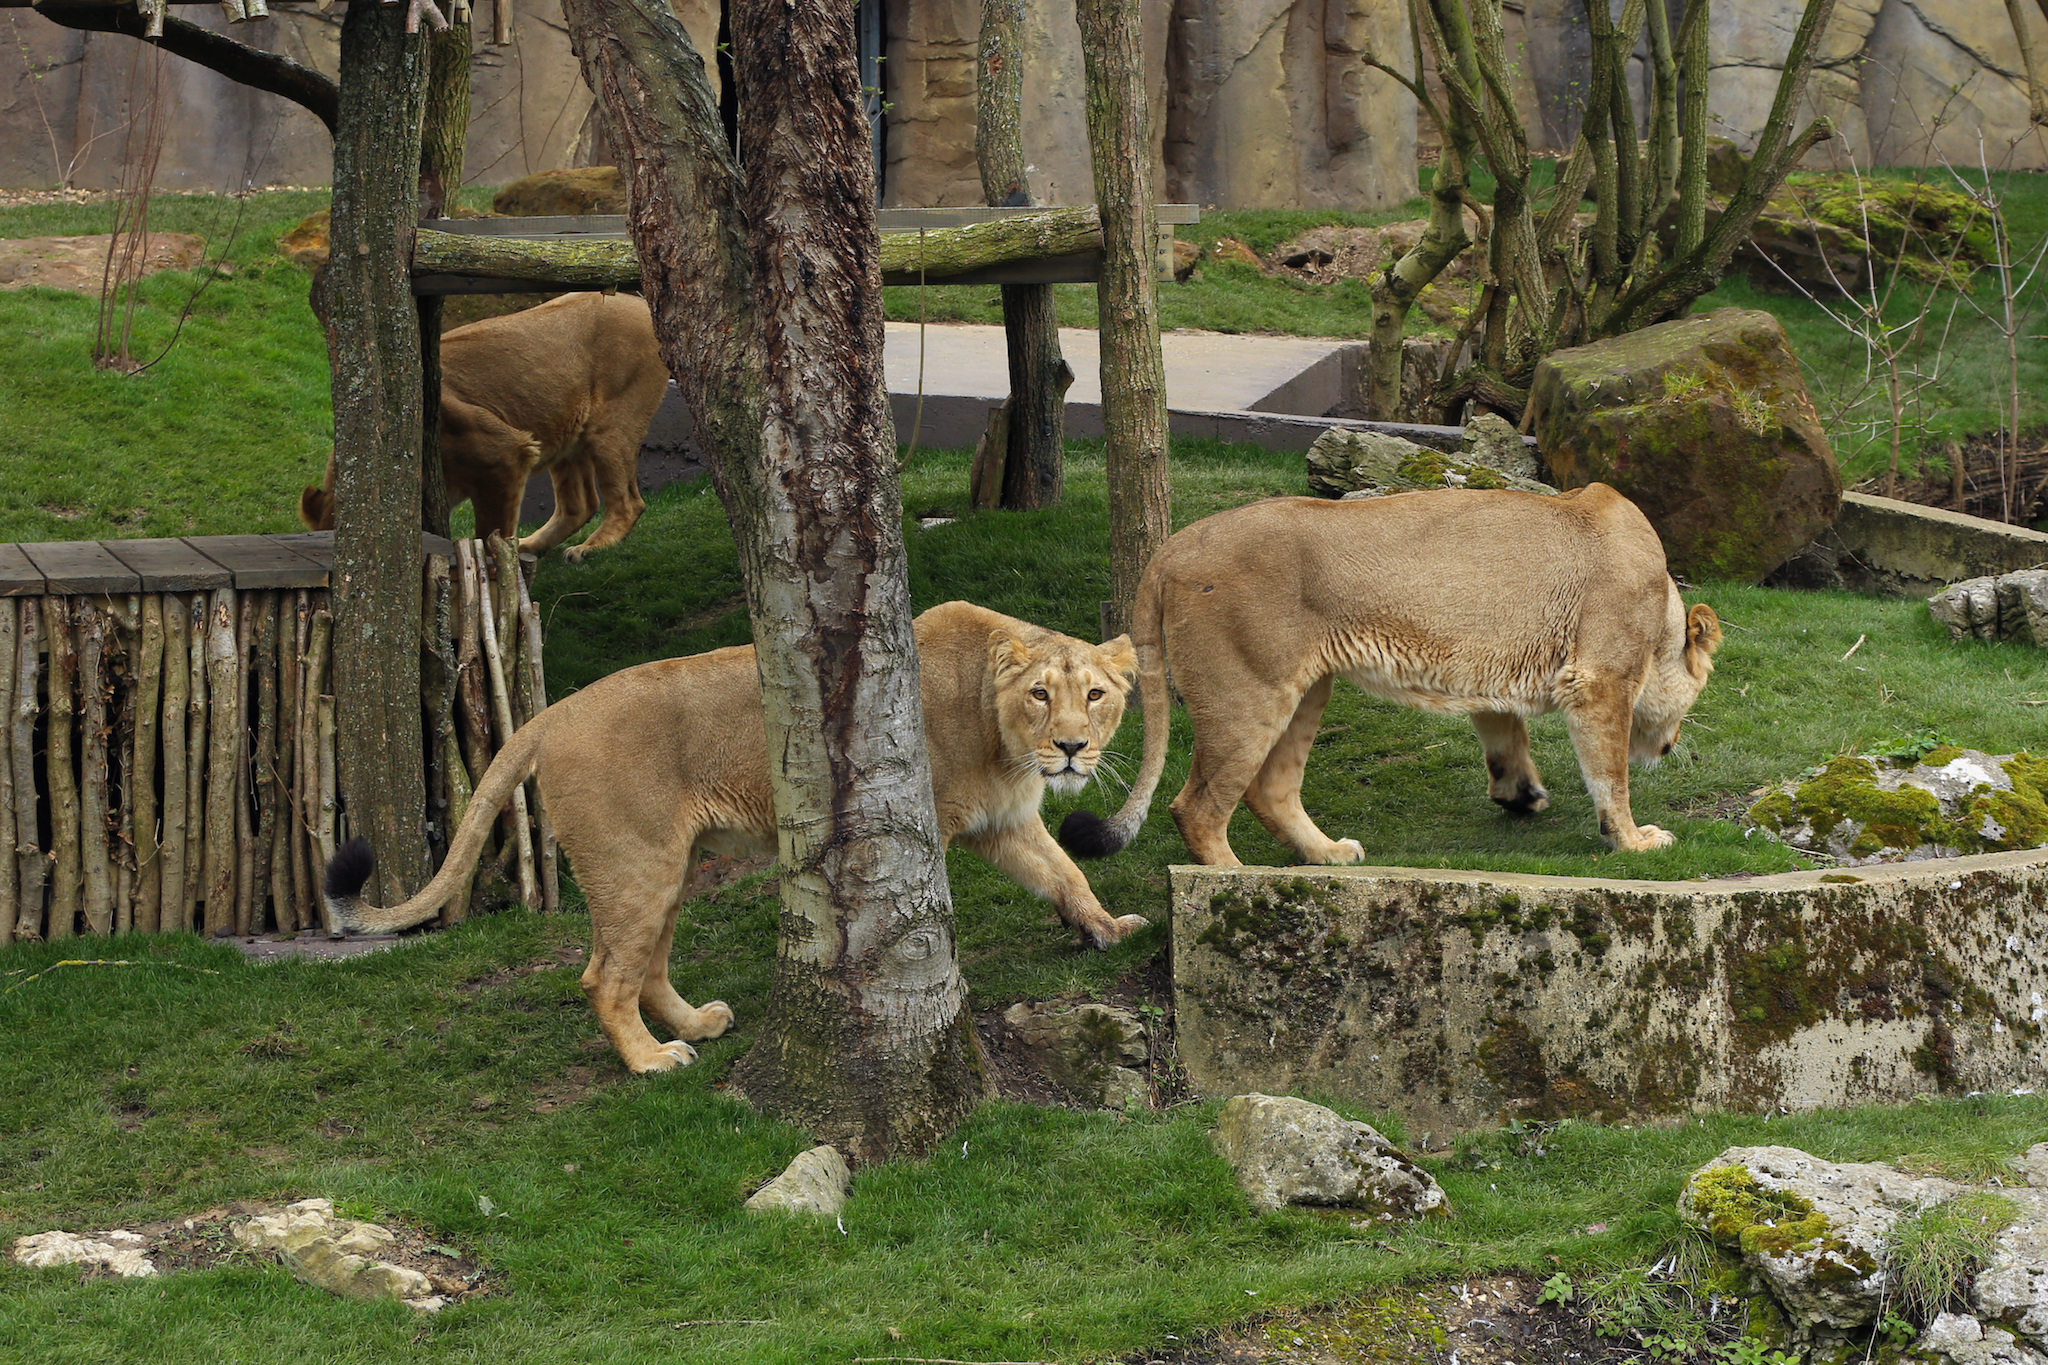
[1172,851,2048,1135]
[1832,493,2048,597]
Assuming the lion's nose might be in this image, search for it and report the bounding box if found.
[1055,739,1085,758]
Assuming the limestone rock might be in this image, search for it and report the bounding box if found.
[1526,307,1842,582]
[1745,749,2048,865]
[1212,1093,1447,1219]
[1680,1145,1960,1330]
[1919,1313,2048,1365]
[1307,428,1555,500]
[1930,571,2048,649]
[492,166,626,218]
[745,1145,852,1218]
[278,209,331,269]
[1976,1189,2048,1351]
[1461,413,1544,483]
[1864,0,2045,173]
[12,1229,156,1278]
[1002,1000,1150,1108]
[2011,1143,2048,1188]
[284,1236,433,1302]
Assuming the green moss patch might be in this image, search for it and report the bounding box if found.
[1686,1165,1832,1255]
[1745,749,2048,864]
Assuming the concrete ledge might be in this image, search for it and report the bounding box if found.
[1172,850,2048,1134]
[1832,492,2048,596]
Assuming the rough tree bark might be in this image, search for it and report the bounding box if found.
[328,0,431,903]
[415,11,471,540]
[977,0,1069,509]
[561,0,983,1161]
[1077,0,1169,633]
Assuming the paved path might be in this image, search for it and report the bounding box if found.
[883,321,1356,412]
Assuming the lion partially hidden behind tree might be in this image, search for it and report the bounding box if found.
[321,602,1147,1075]
[300,291,667,562]
[1060,484,1722,866]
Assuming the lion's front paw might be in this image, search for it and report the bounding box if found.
[560,544,589,565]
[630,1040,700,1074]
[693,1000,735,1040]
[1617,824,1674,852]
[1326,838,1365,865]
[1088,913,1149,948]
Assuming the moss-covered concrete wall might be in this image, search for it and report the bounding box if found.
[1173,850,2048,1134]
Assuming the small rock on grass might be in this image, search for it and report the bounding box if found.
[12,1229,156,1278]
[745,1145,853,1218]
[1212,1093,1448,1220]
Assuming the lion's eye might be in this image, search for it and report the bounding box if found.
[1031,687,1049,702]
[1087,689,1104,702]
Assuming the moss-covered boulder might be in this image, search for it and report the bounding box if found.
[491,166,626,218]
[1306,427,1556,500]
[1746,749,2048,865]
[1527,308,1842,582]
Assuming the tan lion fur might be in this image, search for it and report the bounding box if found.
[1062,484,1721,865]
[299,292,667,562]
[324,601,1147,1074]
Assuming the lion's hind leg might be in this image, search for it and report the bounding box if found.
[1471,711,1549,815]
[1242,674,1363,865]
[571,828,712,1074]
[637,874,734,1047]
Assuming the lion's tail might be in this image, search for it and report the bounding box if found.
[321,710,553,934]
[1059,566,1171,860]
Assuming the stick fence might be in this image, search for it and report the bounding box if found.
[0,530,550,942]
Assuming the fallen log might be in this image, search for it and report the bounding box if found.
[410,206,1106,290]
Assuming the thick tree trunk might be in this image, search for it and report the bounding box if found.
[978,0,1067,509]
[416,14,470,541]
[328,0,431,903]
[1077,0,1169,633]
[563,0,982,1161]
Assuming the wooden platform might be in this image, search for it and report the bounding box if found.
[0,531,458,597]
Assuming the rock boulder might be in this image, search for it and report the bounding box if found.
[744,1145,853,1218]
[1002,1000,1149,1109]
[1526,307,1842,582]
[492,166,627,218]
[1212,1093,1447,1219]
[1306,428,1555,500]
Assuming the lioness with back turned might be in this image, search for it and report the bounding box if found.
[300,291,666,562]
[324,601,1148,1074]
[1060,484,1722,866]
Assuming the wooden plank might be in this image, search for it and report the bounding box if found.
[882,251,1103,287]
[423,215,630,237]
[0,545,43,597]
[103,538,233,592]
[185,536,328,591]
[19,541,142,596]
[261,532,455,569]
[420,205,1199,239]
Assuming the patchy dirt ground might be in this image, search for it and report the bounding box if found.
[1126,1273,1730,1365]
[29,1200,493,1304]
[1867,430,2048,529]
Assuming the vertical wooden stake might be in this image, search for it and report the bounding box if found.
[286,591,311,931]
[305,609,335,931]
[132,596,164,933]
[452,540,491,785]
[254,593,283,936]
[517,597,559,914]
[475,549,536,909]
[232,593,256,935]
[316,694,338,924]
[42,597,79,940]
[0,602,16,947]
[159,596,190,934]
[201,588,240,937]
[11,599,41,942]
[488,534,521,723]
[77,599,113,935]
[183,594,208,930]
[112,595,138,935]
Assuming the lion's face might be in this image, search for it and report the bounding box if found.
[1630,601,1723,765]
[989,629,1138,796]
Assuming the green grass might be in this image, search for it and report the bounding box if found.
[4,183,2048,1362]
[3,913,2045,1364]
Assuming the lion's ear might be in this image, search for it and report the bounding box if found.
[1686,603,1722,657]
[988,628,1034,680]
[1097,634,1137,683]
[299,486,332,530]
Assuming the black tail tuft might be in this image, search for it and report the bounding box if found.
[1058,809,1129,860]
[324,836,376,904]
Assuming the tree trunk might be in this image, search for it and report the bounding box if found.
[563,0,983,1161]
[978,0,1067,509]
[416,13,471,541]
[1077,0,1169,633]
[328,0,431,904]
